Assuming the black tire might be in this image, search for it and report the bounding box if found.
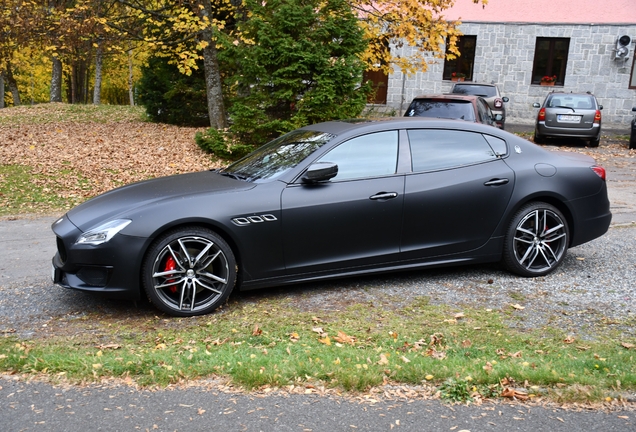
[503,202,569,277]
[629,132,636,150]
[142,226,236,317]
[589,136,600,147]
[533,132,545,144]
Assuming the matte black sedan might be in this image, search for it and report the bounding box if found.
[51,118,612,316]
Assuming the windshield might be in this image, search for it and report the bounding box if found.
[405,99,476,122]
[221,130,335,182]
[452,84,497,98]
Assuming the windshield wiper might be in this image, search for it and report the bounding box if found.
[220,172,250,181]
[554,105,575,112]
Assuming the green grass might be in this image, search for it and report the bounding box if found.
[0,165,89,215]
[1,297,634,402]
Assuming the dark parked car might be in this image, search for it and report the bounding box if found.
[630,107,636,150]
[533,92,603,147]
[450,82,509,129]
[51,118,612,317]
[404,94,501,127]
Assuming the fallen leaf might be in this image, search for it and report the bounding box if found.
[378,353,389,365]
[252,324,262,336]
[621,342,635,349]
[318,336,331,346]
[511,304,525,310]
[333,331,356,346]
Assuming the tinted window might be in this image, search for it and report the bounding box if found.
[476,99,493,124]
[407,129,498,172]
[483,135,508,156]
[318,131,398,181]
[405,99,476,121]
[452,84,497,98]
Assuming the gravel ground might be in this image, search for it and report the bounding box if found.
[0,131,635,341]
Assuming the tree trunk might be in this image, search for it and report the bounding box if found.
[50,57,63,102]
[93,44,103,105]
[128,48,134,106]
[200,0,227,129]
[0,72,4,108]
[5,62,21,106]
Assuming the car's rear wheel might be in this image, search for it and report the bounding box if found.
[533,132,545,144]
[503,202,569,277]
[589,136,600,147]
[629,131,636,149]
[142,227,236,317]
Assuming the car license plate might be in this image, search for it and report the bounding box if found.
[557,114,581,123]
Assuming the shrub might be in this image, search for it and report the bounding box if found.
[194,128,254,161]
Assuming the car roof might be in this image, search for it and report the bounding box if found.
[301,116,503,137]
[410,94,482,102]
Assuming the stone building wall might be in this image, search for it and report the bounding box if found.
[386,23,636,127]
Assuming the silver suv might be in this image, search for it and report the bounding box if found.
[533,92,603,147]
[450,83,509,129]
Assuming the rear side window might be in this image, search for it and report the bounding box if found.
[405,99,476,122]
[407,129,498,172]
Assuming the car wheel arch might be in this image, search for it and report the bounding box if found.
[502,195,575,247]
[141,220,243,285]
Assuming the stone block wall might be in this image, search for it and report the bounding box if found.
[386,23,636,128]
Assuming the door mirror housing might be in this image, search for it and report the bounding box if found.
[301,162,338,183]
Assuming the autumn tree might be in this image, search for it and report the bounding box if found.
[352,0,488,75]
[219,0,371,146]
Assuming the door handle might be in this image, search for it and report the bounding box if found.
[484,178,509,186]
[370,192,398,200]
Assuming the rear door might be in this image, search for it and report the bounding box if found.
[400,129,514,258]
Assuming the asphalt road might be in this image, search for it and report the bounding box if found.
[1,129,635,431]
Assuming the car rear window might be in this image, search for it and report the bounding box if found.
[548,95,595,109]
[451,84,497,98]
[405,99,476,122]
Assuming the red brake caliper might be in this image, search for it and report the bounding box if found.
[164,256,178,293]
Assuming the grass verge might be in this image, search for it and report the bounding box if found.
[1,297,634,403]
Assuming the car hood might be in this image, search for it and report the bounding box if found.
[66,170,254,231]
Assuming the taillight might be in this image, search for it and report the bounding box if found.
[591,165,606,180]
[494,98,503,108]
[594,110,601,124]
[537,108,546,121]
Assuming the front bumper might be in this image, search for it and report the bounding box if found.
[51,215,146,300]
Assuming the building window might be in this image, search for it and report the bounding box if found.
[443,36,476,81]
[531,37,570,86]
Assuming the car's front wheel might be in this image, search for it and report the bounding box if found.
[503,202,569,277]
[142,227,236,317]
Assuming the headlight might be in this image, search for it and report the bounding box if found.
[75,219,132,245]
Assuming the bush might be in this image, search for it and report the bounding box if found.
[136,56,209,127]
[194,128,254,161]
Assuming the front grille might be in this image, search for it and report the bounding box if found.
[56,237,67,263]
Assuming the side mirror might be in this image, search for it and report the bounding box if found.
[502,97,509,103]
[301,162,338,183]
[533,102,541,108]
[632,107,636,112]
[599,105,603,110]
[494,114,503,121]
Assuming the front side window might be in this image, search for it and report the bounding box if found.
[407,129,498,172]
[531,37,570,86]
[317,131,398,181]
[443,36,477,81]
